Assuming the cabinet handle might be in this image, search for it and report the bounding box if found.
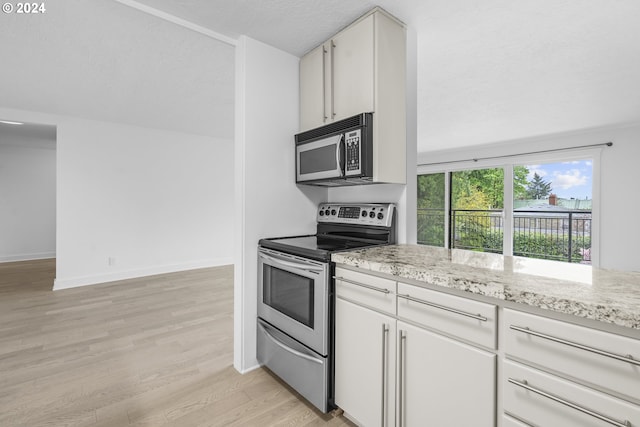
[508,378,632,427]
[258,320,324,365]
[398,330,406,427]
[330,40,336,118]
[381,324,389,427]
[510,325,640,367]
[334,276,391,294]
[397,293,487,322]
[322,46,328,121]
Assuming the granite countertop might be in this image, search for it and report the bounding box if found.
[331,244,640,330]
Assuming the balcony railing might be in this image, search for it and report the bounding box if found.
[417,208,592,264]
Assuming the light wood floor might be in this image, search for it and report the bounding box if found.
[0,259,354,427]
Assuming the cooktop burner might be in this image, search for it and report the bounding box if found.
[258,203,396,262]
[259,235,380,262]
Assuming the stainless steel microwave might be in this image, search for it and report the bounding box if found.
[295,113,373,186]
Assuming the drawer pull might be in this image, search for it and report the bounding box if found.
[508,378,632,427]
[510,325,640,367]
[398,293,488,322]
[334,276,391,294]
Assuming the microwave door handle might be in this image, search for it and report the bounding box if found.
[337,135,345,176]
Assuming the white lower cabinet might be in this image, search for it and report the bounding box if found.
[504,360,640,427]
[503,308,640,427]
[397,321,496,427]
[334,268,497,426]
[334,267,640,427]
[335,297,396,427]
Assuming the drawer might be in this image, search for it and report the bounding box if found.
[335,267,395,315]
[504,360,640,427]
[504,309,640,402]
[257,319,329,412]
[397,282,497,349]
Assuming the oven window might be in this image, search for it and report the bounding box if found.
[263,265,314,328]
[300,144,337,174]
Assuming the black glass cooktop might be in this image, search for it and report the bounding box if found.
[259,234,382,262]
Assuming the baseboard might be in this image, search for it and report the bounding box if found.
[52,257,233,290]
[0,252,56,263]
[235,362,261,375]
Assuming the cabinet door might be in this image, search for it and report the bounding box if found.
[398,321,496,427]
[331,14,375,121]
[335,297,396,427]
[299,44,327,131]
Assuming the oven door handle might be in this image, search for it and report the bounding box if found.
[258,320,323,365]
[259,252,324,273]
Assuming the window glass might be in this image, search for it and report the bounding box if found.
[417,173,445,246]
[451,168,504,253]
[513,160,592,264]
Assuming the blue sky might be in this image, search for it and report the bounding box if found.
[524,160,592,199]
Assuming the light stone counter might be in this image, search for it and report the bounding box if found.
[332,244,640,330]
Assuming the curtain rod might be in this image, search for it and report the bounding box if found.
[417,142,613,167]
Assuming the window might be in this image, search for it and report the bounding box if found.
[417,155,595,265]
[417,173,445,246]
[451,168,504,254]
[513,160,593,264]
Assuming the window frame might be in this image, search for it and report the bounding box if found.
[417,148,601,267]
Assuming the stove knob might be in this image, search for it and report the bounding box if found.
[377,212,384,220]
[325,209,330,216]
[361,211,368,217]
[369,211,375,218]
[331,209,337,216]
[319,210,324,216]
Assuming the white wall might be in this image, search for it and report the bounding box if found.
[0,134,56,262]
[234,36,326,373]
[597,125,640,272]
[55,117,234,288]
[417,122,640,272]
[0,107,234,288]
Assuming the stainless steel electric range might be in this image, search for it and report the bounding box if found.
[257,203,396,413]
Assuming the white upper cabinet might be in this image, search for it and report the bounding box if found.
[299,8,407,184]
[331,14,375,121]
[299,8,406,133]
[299,45,326,131]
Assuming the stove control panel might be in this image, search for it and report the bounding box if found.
[317,203,395,228]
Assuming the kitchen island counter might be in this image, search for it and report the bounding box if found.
[332,244,640,330]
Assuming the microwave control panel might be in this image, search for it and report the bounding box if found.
[344,129,361,175]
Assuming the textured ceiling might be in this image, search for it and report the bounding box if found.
[130,0,640,152]
[2,0,640,152]
[0,0,234,139]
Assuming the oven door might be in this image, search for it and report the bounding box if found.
[296,134,344,182]
[258,247,329,355]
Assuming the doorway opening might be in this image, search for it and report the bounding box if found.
[0,120,57,288]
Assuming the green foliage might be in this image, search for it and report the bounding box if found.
[526,173,553,199]
[452,168,504,209]
[417,173,445,209]
[513,166,530,200]
[453,225,591,263]
[417,173,446,247]
[416,214,445,246]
